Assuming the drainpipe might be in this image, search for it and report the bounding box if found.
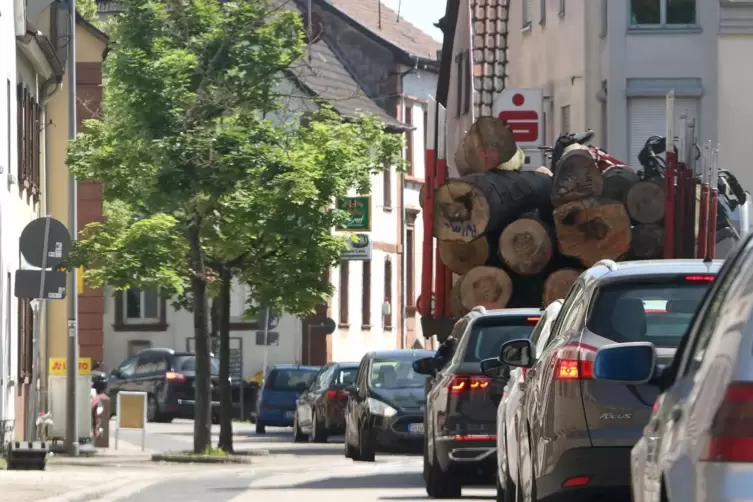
[399,57,419,349]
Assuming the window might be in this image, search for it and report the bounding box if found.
[561,105,571,135]
[559,0,566,17]
[405,105,414,175]
[124,288,160,323]
[540,0,546,24]
[127,340,151,357]
[16,84,40,201]
[630,0,696,26]
[369,357,428,389]
[265,368,318,391]
[336,366,358,386]
[384,258,393,329]
[116,356,138,378]
[463,316,539,362]
[383,165,392,210]
[406,211,418,310]
[174,355,220,375]
[362,261,371,327]
[135,352,168,376]
[255,330,280,346]
[523,0,533,27]
[339,261,349,325]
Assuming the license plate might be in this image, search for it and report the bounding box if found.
[408,423,424,434]
[285,411,295,419]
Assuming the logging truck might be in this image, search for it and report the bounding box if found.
[419,91,750,343]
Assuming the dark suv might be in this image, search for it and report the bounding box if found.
[414,307,542,498]
[106,348,221,423]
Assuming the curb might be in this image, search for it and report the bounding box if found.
[39,478,135,502]
[151,452,253,464]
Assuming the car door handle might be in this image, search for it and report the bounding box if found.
[670,406,682,423]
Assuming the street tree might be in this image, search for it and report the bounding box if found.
[66,0,404,453]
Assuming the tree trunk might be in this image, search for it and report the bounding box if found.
[438,238,490,275]
[626,180,665,224]
[434,170,552,242]
[457,266,513,313]
[454,116,518,176]
[551,145,603,207]
[217,265,233,453]
[553,197,632,267]
[601,166,639,204]
[187,224,212,454]
[498,217,554,275]
[210,297,220,339]
[631,224,665,259]
[543,268,582,306]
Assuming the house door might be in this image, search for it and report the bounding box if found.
[302,326,328,366]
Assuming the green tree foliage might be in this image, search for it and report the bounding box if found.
[66,0,403,453]
[77,0,100,27]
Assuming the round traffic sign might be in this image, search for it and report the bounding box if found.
[19,217,71,268]
[320,317,336,335]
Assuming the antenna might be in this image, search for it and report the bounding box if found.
[307,0,312,62]
[397,0,402,21]
[378,0,382,29]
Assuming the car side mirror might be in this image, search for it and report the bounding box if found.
[480,357,508,380]
[500,339,535,369]
[412,357,436,376]
[594,342,657,384]
[344,384,358,396]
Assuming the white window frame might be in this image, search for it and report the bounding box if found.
[123,288,161,324]
[629,0,697,28]
[523,0,533,28]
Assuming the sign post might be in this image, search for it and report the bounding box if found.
[258,307,279,384]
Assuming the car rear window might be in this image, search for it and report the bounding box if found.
[463,316,540,362]
[265,369,318,391]
[335,367,358,386]
[174,356,220,375]
[587,276,714,346]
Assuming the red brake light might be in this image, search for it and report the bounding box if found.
[554,343,596,381]
[165,371,186,382]
[685,275,715,282]
[700,382,753,462]
[527,317,541,324]
[325,389,348,401]
[449,375,490,394]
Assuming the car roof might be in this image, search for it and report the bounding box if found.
[586,259,723,284]
[269,364,320,371]
[333,362,360,368]
[462,307,542,321]
[367,349,435,359]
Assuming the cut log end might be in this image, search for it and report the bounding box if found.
[543,268,581,306]
[454,117,518,176]
[439,239,491,275]
[631,224,665,259]
[553,197,632,267]
[498,218,553,275]
[434,180,488,242]
[602,166,639,204]
[458,266,513,312]
[552,147,604,207]
[626,181,666,224]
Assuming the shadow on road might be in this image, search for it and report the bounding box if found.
[263,446,343,456]
[379,496,495,501]
[251,471,421,490]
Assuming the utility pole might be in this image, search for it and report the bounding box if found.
[65,0,79,457]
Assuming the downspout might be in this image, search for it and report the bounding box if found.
[399,56,419,349]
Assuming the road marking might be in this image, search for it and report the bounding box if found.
[90,479,160,502]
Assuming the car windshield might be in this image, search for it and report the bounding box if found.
[369,358,428,389]
[463,316,540,362]
[335,367,358,386]
[174,356,220,375]
[265,369,318,392]
[587,277,713,346]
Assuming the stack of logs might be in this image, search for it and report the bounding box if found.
[429,117,666,317]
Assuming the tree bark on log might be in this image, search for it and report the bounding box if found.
[450,277,465,318]
[454,117,518,176]
[602,166,639,204]
[543,268,582,306]
[553,197,632,267]
[439,238,491,275]
[434,170,553,242]
[626,180,665,224]
[551,145,603,207]
[458,266,513,312]
[498,217,554,275]
[631,224,665,259]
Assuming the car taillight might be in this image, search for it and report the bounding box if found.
[554,343,596,381]
[685,275,715,282]
[449,374,490,394]
[165,371,187,382]
[700,382,753,462]
[325,389,348,401]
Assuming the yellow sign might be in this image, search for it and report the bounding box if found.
[119,394,146,429]
[77,267,85,294]
[48,357,92,376]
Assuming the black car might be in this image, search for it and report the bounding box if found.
[293,362,359,443]
[107,348,222,423]
[413,307,542,499]
[344,349,434,461]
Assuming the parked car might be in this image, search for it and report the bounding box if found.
[595,239,753,502]
[414,307,542,499]
[344,349,434,461]
[106,348,222,423]
[499,259,720,502]
[293,362,359,443]
[481,299,564,502]
[255,364,320,434]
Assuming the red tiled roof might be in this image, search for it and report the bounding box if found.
[325,0,441,60]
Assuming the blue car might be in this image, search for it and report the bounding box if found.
[255,364,320,433]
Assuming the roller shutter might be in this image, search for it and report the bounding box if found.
[627,97,698,170]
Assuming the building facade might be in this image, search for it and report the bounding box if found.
[507,0,717,168]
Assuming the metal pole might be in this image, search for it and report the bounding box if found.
[260,307,270,378]
[65,0,80,456]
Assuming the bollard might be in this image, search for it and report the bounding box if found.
[94,394,110,448]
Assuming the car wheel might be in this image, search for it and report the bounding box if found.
[425,446,461,499]
[256,422,266,434]
[354,424,375,462]
[311,409,328,444]
[146,395,159,423]
[293,412,307,443]
[156,414,174,424]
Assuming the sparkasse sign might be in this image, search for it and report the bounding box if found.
[492,89,544,149]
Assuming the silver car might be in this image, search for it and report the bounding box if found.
[596,237,753,502]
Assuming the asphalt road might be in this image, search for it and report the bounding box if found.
[105,422,496,501]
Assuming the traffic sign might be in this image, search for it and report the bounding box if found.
[14,269,67,300]
[493,89,544,148]
[319,318,336,335]
[19,217,71,268]
[257,308,279,330]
